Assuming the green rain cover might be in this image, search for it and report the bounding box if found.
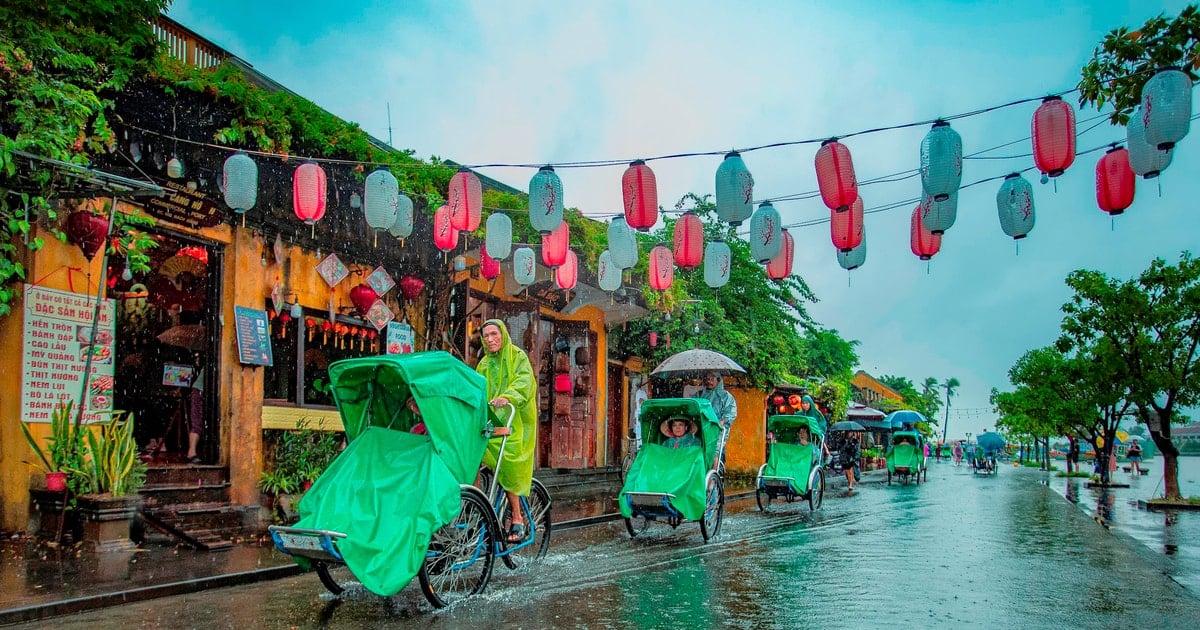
[887,432,923,473]
[764,415,822,494]
[619,398,721,521]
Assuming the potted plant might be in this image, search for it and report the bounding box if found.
[72,411,147,551]
[21,402,90,540]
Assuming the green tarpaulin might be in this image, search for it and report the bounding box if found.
[619,398,722,521]
[763,415,823,494]
[887,431,924,473]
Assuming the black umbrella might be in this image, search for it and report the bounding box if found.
[830,420,867,432]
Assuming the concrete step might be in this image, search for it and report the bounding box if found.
[139,483,230,508]
[144,465,229,487]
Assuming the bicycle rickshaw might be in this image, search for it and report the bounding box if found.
[269,352,546,608]
[972,433,1004,476]
[619,398,727,543]
[756,415,826,511]
[886,430,927,485]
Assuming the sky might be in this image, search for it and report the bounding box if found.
[167,0,1198,439]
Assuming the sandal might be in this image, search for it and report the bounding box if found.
[506,523,528,544]
[187,456,203,464]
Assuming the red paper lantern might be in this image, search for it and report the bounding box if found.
[649,331,658,347]
[399,274,425,302]
[771,395,785,405]
[447,169,482,231]
[65,211,109,260]
[305,317,316,328]
[648,245,674,291]
[815,139,858,212]
[1096,146,1135,216]
[480,243,501,280]
[830,196,865,252]
[349,284,379,314]
[622,160,658,231]
[766,229,794,280]
[321,320,333,332]
[910,203,942,261]
[555,249,578,290]
[1032,96,1076,178]
[673,211,703,270]
[293,162,327,224]
[541,220,569,268]
[554,373,572,393]
[433,204,459,252]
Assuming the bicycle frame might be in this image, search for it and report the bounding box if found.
[485,404,539,557]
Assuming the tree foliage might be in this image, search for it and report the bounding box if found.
[797,327,860,382]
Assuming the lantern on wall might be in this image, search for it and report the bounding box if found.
[920,120,962,202]
[485,212,513,261]
[703,240,732,289]
[388,193,415,242]
[1032,96,1076,178]
[815,139,858,212]
[996,173,1035,240]
[921,190,958,235]
[399,274,425,303]
[1141,67,1193,150]
[222,152,258,218]
[293,161,328,225]
[349,284,379,315]
[837,229,867,271]
[673,211,704,270]
[1127,106,1174,178]
[433,204,459,252]
[363,169,400,242]
[448,168,483,231]
[622,160,658,231]
[597,250,621,292]
[830,196,865,252]
[166,156,184,179]
[512,246,536,286]
[749,201,782,264]
[648,245,674,291]
[542,220,570,268]
[528,165,564,234]
[714,151,754,225]
[910,204,941,261]
[555,250,578,290]
[1096,146,1135,216]
[766,229,794,280]
[608,216,638,269]
[480,244,501,280]
[65,210,109,260]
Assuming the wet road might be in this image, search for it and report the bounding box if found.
[49,463,1200,629]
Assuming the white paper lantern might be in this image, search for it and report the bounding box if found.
[387,193,414,240]
[715,151,754,225]
[608,216,639,269]
[703,240,732,289]
[920,121,962,201]
[512,246,536,286]
[749,201,782,263]
[597,249,621,292]
[485,212,513,261]
[363,169,400,231]
[997,173,1035,240]
[921,190,958,235]
[528,166,564,234]
[166,156,184,179]
[1141,67,1192,150]
[1127,106,1174,178]
[448,169,483,231]
[222,152,258,214]
[838,232,867,271]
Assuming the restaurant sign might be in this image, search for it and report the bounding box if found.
[143,179,225,228]
[21,286,116,423]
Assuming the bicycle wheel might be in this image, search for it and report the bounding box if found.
[316,561,360,596]
[498,479,552,570]
[809,469,825,512]
[755,486,769,512]
[418,485,497,609]
[624,514,651,538]
[699,472,724,543]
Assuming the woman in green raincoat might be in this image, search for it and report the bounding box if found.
[476,319,537,542]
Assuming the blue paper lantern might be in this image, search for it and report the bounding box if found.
[608,216,639,269]
[921,190,958,235]
[920,121,962,202]
[485,212,513,261]
[749,201,782,263]
[528,166,564,234]
[222,152,258,214]
[1127,105,1174,179]
[1141,67,1192,151]
[715,151,754,226]
[996,173,1035,240]
[512,246,537,286]
[597,249,621,292]
[837,231,867,271]
[703,240,732,289]
[363,169,399,232]
[387,193,414,241]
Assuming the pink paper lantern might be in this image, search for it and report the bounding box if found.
[673,211,704,270]
[293,162,327,224]
[555,250,578,290]
[622,160,658,231]
[433,204,459,252]
[1032,96,1076,178]
[910,203,942,261]
[815,139,858,212]
[648,245,674,291]
[480,243,501,280]
[766,229,794,280]
[448,169,483,231]
[830,196,865,253]
[1096,146,1135,216]
[541,220,569,268]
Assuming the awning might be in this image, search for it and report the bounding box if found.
[4,149,164,199]
[846,403,886,419]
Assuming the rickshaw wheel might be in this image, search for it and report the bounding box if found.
[700,473,724,543]
[418,486,498,609]
[316,562,360,596]
[755,487,769,512]
[809,469,825,511]
[887,471,892,485]
[624,515,651,538]
[498,479,552,571]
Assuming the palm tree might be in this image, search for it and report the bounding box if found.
[940,377,960,446]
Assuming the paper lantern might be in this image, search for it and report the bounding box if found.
[65,211,109,260]
[703,240,731,289]
[512,246,536,286]
[399,275,425,302]
[448,169,483,231]
[996,173,1035,240]
[838,229,867,271]
[480,244,501,280]
[920,190,958,235]
[608,216,638,269]
[815,139,858,212]
[554,373,572,393]
[166,156,184,179]
[1032,96,1076,178]
[388,193,414,240]
[714,151,754,225]
[1127,105,1174,178]
[920,121,962,202]
[910,204,941,260]
[528,165,564,234]
[555,250,578,290]
[766,229,794,280]
[350,284,378,314]
[363,169,400,232]
[485,212,513,261]
[622,160,658,231]
[673,211,704,270]
[541,220,569,268]
[1141,67,1192,150]
[648,245,674,291]
[831,196,865,252]
[222,152,257,214]
[432,204,459,252]
[749,202,782,264]
[293,162,327,224]
[597,250,621,292]
[1096,147,1135,216]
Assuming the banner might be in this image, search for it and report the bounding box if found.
[22,286,116,423]
[386,322,414,354]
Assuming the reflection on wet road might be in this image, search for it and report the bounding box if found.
[54,463,1200,628]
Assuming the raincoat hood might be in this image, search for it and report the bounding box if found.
[480,319,520,400]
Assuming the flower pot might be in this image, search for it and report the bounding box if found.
[45,471,67,492]
[300,480,314,492]
[29,488,83,542]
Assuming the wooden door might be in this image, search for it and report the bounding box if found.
[548,322,595,469]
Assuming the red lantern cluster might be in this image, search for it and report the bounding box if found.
[815,139,858,212]
[910,204,941,261]
[1032,96,1076,178]
[1096,146,1135,216]
[293,162,327,224]
[622,160,658,231]
[673,212,703,270]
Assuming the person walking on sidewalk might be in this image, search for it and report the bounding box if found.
[1127,439,1143,477]
[840,431,861,492]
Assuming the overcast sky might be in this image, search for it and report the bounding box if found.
[168,0,1197,438]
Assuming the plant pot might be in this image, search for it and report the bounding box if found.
[29,488,83,542]
[76,494,143,552]
[300,480,314,492]
[45,472,68,492]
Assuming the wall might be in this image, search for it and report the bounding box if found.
[724,386,767,474]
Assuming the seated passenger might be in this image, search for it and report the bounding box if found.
[405,395,428,435]
[663,418,701,449]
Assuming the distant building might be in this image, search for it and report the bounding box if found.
[1175,423,1200,453]
[850,370,905,407]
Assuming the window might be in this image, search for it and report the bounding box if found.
[262,303,383,407]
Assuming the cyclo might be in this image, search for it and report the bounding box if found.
[886,430,927,485]
[618,398,726,543]
[756,414,826,511]
[269,351,549,609]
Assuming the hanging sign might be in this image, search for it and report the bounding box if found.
[523,280,571,311]
[21,286,116,423]
[144,179,224,228]
[234,305,274,366]
[386,321,415,354]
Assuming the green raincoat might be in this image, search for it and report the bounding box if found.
[476,319,537,497]
[798,395,828,433]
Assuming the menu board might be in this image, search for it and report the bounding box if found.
[234,306,273,366]
[21,286,116,423]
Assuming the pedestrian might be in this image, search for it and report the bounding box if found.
[475,319,538,543]
[1127,439,1143,477]
[840,431,861,492]
[1066,436,1080,474]
[953,440,964,466]
[695,371,737,468]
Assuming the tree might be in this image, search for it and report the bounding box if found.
[1058,253,1200,498]
[939,377,960,446]
[797,327,860,382]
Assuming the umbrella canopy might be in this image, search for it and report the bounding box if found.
[650,348,746,377]
[846,403,886,420]
[883,409,926,429]
[157,324,207,353]
[829,420,867,432]
[977,431,1006,453]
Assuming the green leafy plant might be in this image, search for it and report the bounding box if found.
[261,420,344,493]
[258,470,299,496]
[74,412,146,497]
[19,401,87,477]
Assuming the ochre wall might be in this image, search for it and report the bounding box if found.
[724,386,767,474]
